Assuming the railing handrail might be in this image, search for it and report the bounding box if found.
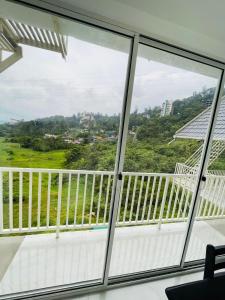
[122,171,194,177]
[175,163,225,179]
[0,167,115,175]
[0,166,197,178]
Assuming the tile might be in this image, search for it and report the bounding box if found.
[0,236,24,281]
[0,220,224,296]
[69,272,203,300]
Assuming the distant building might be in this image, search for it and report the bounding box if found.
[44,134,58,139]
[200,87,214,107]
[64,139,81,145]
[160,100,173,117]
[80,113,96,129]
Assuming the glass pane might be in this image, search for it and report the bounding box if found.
[0,0,130,295]
[185,85,225,263]
[109,43,221,277]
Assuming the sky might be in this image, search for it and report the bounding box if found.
[0,28,219,124]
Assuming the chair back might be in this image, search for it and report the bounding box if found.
[165,244,225,300]
[204,244,225,279]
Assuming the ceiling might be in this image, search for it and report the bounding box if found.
[41,0,225,63]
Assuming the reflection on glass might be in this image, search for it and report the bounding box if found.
[109,43,221,277]
[185,86,225,263]
[0,0,130,295]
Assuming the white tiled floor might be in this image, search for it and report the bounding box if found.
[0,220,225,296]
[0,236,23,281]
[70,272,203,300]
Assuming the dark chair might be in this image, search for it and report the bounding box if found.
[165,244,225,300]
[204,244,225,279]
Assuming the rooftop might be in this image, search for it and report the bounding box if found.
[174,97,225,140]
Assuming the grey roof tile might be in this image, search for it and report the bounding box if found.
[174,97,225,140]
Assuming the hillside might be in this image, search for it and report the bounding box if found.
[0,87,217,173]
[0,87,214,139]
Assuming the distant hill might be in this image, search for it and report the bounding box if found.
[0,87,215,140]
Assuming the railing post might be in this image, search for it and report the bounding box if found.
[9,171,13,231]
[158,177,169,230]
[46,172,51,228]
[37,172,42,229]
[96,174,103,225]
[19,171,23,231]
[28,172,32,230]
[103,174,111,225]
[66,173,71,227]
[82,174,88,226]
[0,171,3,233]
[89,174,96,225]
[56,173,63,239]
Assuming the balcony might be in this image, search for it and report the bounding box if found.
[1,167,225,295]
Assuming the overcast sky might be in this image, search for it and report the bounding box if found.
[0,35,218,123]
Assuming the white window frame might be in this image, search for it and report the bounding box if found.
[2,1,225,299]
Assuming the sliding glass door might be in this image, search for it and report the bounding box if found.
[1,1,225,298]
[0,0,130,295]
[184,82,225,264]
[109,42,222,278]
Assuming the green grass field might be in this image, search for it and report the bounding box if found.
[0,137,65,169]
[0,138,106,230]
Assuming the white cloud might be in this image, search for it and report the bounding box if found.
[0,35,218,123]
[131,57,217,112]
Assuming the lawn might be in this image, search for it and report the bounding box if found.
[0,137,65,169]
[0,138,104,230]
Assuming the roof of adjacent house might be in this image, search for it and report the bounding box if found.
[174,97,225,140]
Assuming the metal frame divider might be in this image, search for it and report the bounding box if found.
[139,37,225,69]
[102,33,139,285]
[2,1,225,299]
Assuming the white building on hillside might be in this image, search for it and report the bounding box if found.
[161,100,173,117]
[80,112,96,129]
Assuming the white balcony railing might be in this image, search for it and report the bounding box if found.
[175,162,198,175]
[0,167,225,235]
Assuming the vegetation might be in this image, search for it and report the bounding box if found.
[0,87,221,230]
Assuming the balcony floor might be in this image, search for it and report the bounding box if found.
[0,219,225,296]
